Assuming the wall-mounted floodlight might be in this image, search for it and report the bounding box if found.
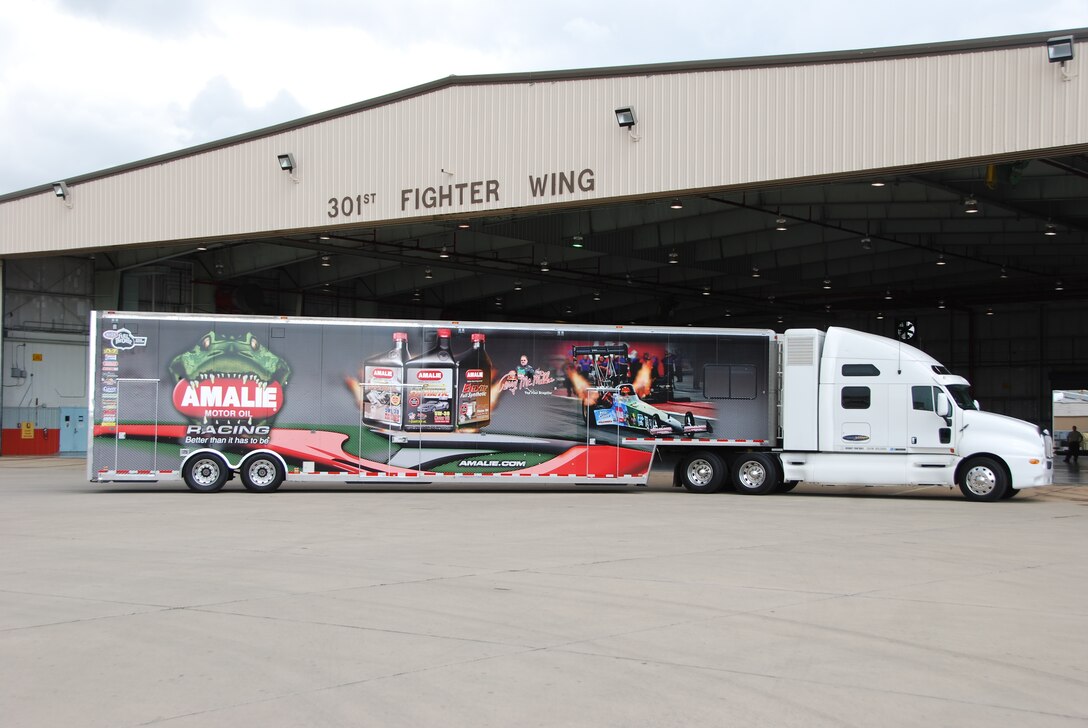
[614,107,636,128]
[1047,35,1076,80]
[1047,35,1075,63]
[614,106,640,141]
[52,181,72,208]
[277,153,299,183]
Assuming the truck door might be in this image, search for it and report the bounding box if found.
[907,385,953,452]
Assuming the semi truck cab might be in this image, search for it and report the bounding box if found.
[781,327,1052,500]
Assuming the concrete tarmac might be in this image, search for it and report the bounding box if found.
[1,457,1087,727]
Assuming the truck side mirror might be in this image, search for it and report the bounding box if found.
[935,392,951,418]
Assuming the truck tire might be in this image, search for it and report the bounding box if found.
[183,454,229,493]
[679,452,725,493]
[1001,487,1020,499]
[730,453,780,495]
[240,454,285,492]
[776,480,799,493]
[958,457,1008,501]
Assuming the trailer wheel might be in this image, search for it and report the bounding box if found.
[240,454,285,493]
[183,454,229,493]
[958,457,1008,501]
[731,453,780,495]
[679,452,725,493]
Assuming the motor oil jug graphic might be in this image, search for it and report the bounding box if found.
[362,331,411,430]
[404,328,456,432]
[456,333,493,430]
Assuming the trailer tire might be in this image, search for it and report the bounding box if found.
[958,457,1008,501]
[679,452,725,493]
[240,454,285,492]
[183,454,229,493]
[730,453,780,495]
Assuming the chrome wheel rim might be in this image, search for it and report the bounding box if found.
[246,459,278,488]
[192,458,222,487]
[965,465,996,496]
[686,459,714,487]
[738,460,766,489]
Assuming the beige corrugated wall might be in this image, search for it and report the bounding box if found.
[1,41,1085,255]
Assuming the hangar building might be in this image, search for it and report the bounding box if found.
[0,28,1085,454]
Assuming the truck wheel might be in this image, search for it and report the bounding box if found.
[776,480,799,493]
[679,452,725,493]
[1001,487,1020,499]
[731,453,780,495]
[958,457,1008,501]
[240,454,285,492]
[183,454,229,493]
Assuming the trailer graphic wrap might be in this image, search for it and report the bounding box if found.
[169,331,291,447]
[90,313,774,486]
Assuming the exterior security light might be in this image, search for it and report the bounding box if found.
[277,153,295,172]
[614,107,636,128]
[52,182,68,198]
[1047,35,1074,63]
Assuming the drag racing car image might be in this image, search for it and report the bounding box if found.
[584,384,711,436]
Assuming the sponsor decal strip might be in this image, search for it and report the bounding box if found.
[623,437,766,443]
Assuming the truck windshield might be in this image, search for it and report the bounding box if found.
[946,384,977,410]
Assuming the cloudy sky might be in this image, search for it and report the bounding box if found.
[2,0,1085,195]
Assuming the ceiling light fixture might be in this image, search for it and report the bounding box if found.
[540,259,550,272]
[964,197,979,214]
[571,235,584,248]
[861,237,872,250]
[514,280,523,291]
[668,249,679,264]
[936,254,947,266]
[822,278,832,289]
[876,312,885,320]
[1000,267,1008,279]
[751,266,760,278]
[457,222,471,229]
[439,246,450,258]
[320,255,331,267]
[1055,280,1064,291]
[870,180,886,187]
[424,268,433,279]
[937,300,946,309]
[884,289,893,300]
[702,286,711,296]
[669,199,683,210]
[592,291,601,301]
[986,308,994,316]
[1044,223,1058,236]
[775,217,788,231]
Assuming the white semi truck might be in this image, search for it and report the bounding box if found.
[88,311,1053,501]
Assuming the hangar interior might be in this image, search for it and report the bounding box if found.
[1,29,1087,452]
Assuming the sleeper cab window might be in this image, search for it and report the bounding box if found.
[842,363,880,376]
[841,386,871,409]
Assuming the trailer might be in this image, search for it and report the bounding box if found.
[88,311,1052,501]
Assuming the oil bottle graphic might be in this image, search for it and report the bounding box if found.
[404,328,456,432]
[456,333,493,430]
[362,332,411,430]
